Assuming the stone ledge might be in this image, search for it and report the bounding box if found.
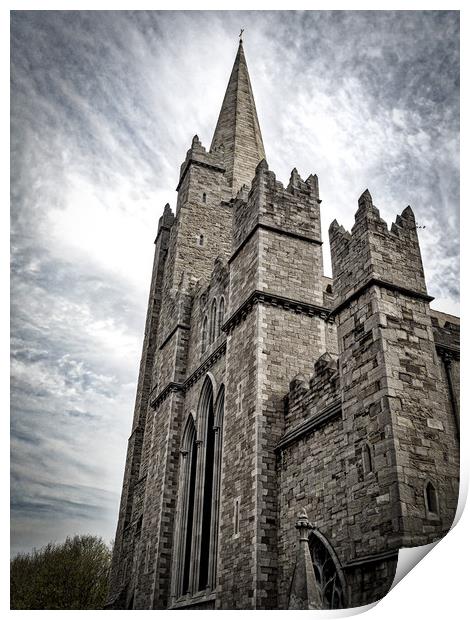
[435,343,460,361]
[223,290,331,335]
[150,342,227,409]
[229,221,323,265]
[158,323,190,351]
[170,591,216,609]
[343,549,398,569]
[276,400,342,451]
[329,277,434,318]
[176,157,225,191]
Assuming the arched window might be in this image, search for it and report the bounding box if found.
[198,383,215,590]
[175,415,198,596]
[309,531,346,609]
[209,299,217,344]
[201,315,208,353]
[218,297,225,336]
[202,192,207,203]
[174,378,224,599]
[425,481,439,516]
[362,443,373,475]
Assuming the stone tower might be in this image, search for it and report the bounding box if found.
[107,40,459,610]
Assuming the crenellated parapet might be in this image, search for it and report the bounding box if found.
[329,190,428,311]
[177,135,225,191]
[283,352,341,434]
[232,159,322,252]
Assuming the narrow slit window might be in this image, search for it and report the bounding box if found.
[218,297,225,336]
[202,315,208,352]
[197,234,204,247]
[210,299,217,343]
[237,382,242,416]
[202,192,207,203]
[425,481,439,515]
[362,443,373,475]
[234,499,240,536]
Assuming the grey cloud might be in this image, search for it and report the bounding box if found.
[11,10,459,556]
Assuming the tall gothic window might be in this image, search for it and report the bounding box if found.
[309,531,346,609]
[209,299,217,344]
[172,376,224,598]
[178,416,198,595]
[174,378,224,599]
[218,297,225,336]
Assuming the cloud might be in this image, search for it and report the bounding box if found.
[10,10,459,556]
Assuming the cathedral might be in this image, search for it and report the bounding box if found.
[106,39,460,610]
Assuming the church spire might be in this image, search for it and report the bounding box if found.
[210,39,266,195]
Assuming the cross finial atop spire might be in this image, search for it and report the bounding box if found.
[239,28,244,42]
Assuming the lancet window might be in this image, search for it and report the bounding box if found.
[173,377,225,599]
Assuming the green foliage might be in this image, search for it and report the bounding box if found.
[10,534,112,610]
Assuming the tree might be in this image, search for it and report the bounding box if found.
[10,534,112,609]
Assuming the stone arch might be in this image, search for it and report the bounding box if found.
[208,384,225,585]
[173,413,198,597]
[308,530,347,609]
[191,375,216,591]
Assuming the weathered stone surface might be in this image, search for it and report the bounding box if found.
[106,42,459,611]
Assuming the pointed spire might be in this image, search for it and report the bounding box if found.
[210,40,266,196]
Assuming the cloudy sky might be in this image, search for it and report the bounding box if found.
[10,10,459,556]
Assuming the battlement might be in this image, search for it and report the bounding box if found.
[329,190,427,308]
[232,159,322,250]
[177,135,225,191]
[285,352,340,430]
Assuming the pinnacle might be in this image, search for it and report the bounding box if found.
[358,188,373,207]
[256,158,269,172]
[401,205,415,219]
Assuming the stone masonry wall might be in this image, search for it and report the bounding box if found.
[220,161,330,608]
[329,192,459,556]
[218,313,259,608]
[107,205,173,605]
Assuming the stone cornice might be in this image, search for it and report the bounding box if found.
[343,549,398,569]
[222,290,332,335]
[229,221,323,265]
[184,341,227,390]
[151,382,184,409]
[150,342,227,409]
[176,158,225,191]
[435,343,460,361]
[276,400,342,451]
[330,277,434,317]
[158,323,190,351]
